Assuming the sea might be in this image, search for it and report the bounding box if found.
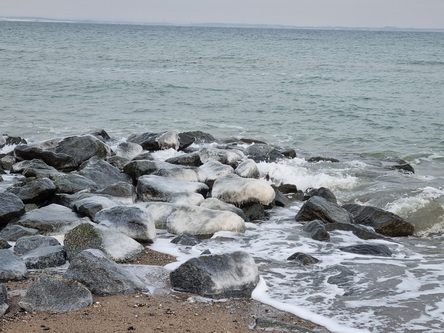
[1,21,443,333]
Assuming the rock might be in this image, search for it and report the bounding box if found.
[11,159,61,179]
[153,165,207,183]
[307,156,339,163]
[171,233,201,246]
[343,203,414,237]
[6,177,56,205]
[0,224,39,241]
[303,220,330,241]
[106,155,130,170]
[254,317,316,333]
[123,160,178,180]
[200,198,247,220]
[4,135,27,146]
[199,160,234,183]
[276,184,298,194]
[136,175,208,202]
[21,245,66,269]
[17,203,83,234]
[144,202,178,229]
[0,249,28,281]
[295,196,353,224]
[132,151,154,161]
[234,159,260,179]
[281,148,297,159]
[304,187,337,204]
[170,251,259,299]
[13,235,60,255]
[94,205,156,243]
[64,249,146,296]
[63,223,145,262]
[239,138,267,145]
[273,188,290,207]
[86,129,112,142]
[53,173,98,194]
[244,144,284,163]
[0,136,5,148]
[182,131,216,144]
[0,284,8,316]
[0,155,16,172]
[54,135,111,166]
[114,142,144,159]
[79,159,131,189]
[383,158,415,174]
[339,244,393,257]
[93,181,135,199]
[165,152,202,166]
[0,239,10,249]
[165,205,245,236]
[287,252,320,265]
[168,192,205,206]
[212,174,275,206]
[73,195,116,219]
[0,192,25,228]
[324,222,387,240]
[178,132,196,150]
[19,274,92,313]
[127,131,180,151]
[199,147,245,167]
[242,203,265,221]
[14,144,77,171]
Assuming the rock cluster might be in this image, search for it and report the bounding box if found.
[0,130,415,315]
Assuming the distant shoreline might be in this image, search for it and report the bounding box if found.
[1,16,444,33]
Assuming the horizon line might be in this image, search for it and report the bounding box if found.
[1,16,444,32]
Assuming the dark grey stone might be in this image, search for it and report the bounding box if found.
[170,251,259,299]
[127,131,179,151]
[303,220,330,242]
[19,274,92,313]
[0,239,10,249]
[182,131,216,144]
[0,249,28,282]
[339,244,393,257]
[244,144,284,163]
[13,235,60,255]
[21,245,66,269]
[295,196,353,224]
[165,152,202,166]
[73,195,115,219]
[14,144,77,171]
[242,203,265,222]
[53,173,98,194]
[79,159,131,189]
[343,203,414,237]
[64,249,146,296]
[307,156,339,163]
[304,187,337,204]
[0,192,25,228]
[93,181,135,198]
[287,252,320,265]
[0,224,39,241]
[6,177,56,205]
[178,132,196,151]
[324,222,387,240]
[11,159,61,179]
[54,135,111,166]
[171,233,201,246]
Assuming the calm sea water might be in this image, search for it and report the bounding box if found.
[1,21,444,332]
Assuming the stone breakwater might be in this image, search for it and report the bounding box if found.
[0,130,414,317]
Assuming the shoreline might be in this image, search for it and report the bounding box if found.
[1,249,330,333]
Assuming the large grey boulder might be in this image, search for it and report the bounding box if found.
[6,177,56,205]
[0,192,25,228]
[11,159,61,179]
[153,165,207,183]
[64,249,147,296]
[123,160,171,180]
[0,249,28,281]
[79,159,131,189]
[63,223,145,262]
[199,161,234,182]
[324,222,387,240]
[13,235,60,255]
[127,131,180,151]
[114,141,143,159]
[170,251,259,299]
[53,173,98,194]
[21,245,66,269]
[19,274,92,313]
[0,224,38,241]
[234,159,260,179]
[165,151,202,167]
[212,174,275,206]
[244,143,284,163]
[54,135,111,166]
[166,205,245,236]
[94,205,156,242]
[73,195,116,219]
[339,244,393,257]
[0,284,7,316]
[144,202,179,229]
[343,204,414,237]
[303,220,330,242]
[93,181,135,199]
[17,204,84,234]
[14,144,77,171]
[304,187,337,204]
[200,198,247,220]
[136,175,208,202]
[295,196,353,224]
[199,147,245,167]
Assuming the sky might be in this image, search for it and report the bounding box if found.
[1,0,443,29]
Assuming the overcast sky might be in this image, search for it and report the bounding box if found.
[1,0,443,29]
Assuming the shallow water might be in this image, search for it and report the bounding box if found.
[1,21,443,332]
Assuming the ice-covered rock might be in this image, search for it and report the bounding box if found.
[153,165,207,183]
[170,251,259,299]
[63,223,145,262]
[234,159,260,179]
[136,175,208,202]
[64,249,146,296]
[17,204,84,234]
[199,147,245,167]
[127,131,180,151]
[0,249,28,281]
[114,141,143,159]
[200,198,247,220]
[295,196,353,224]
[211,174,275,206]
[19,274,92,313]
[199,160,234,182]
[94,205,156,242]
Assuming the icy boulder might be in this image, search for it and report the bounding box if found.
[234,159,260,179]
[199,160,234,182]
[64,223,145,262]
[212,174,275,206]
[127,131,180,151]
[136,175,208,202]
[170,251,259,299]
[199,147,245,167]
